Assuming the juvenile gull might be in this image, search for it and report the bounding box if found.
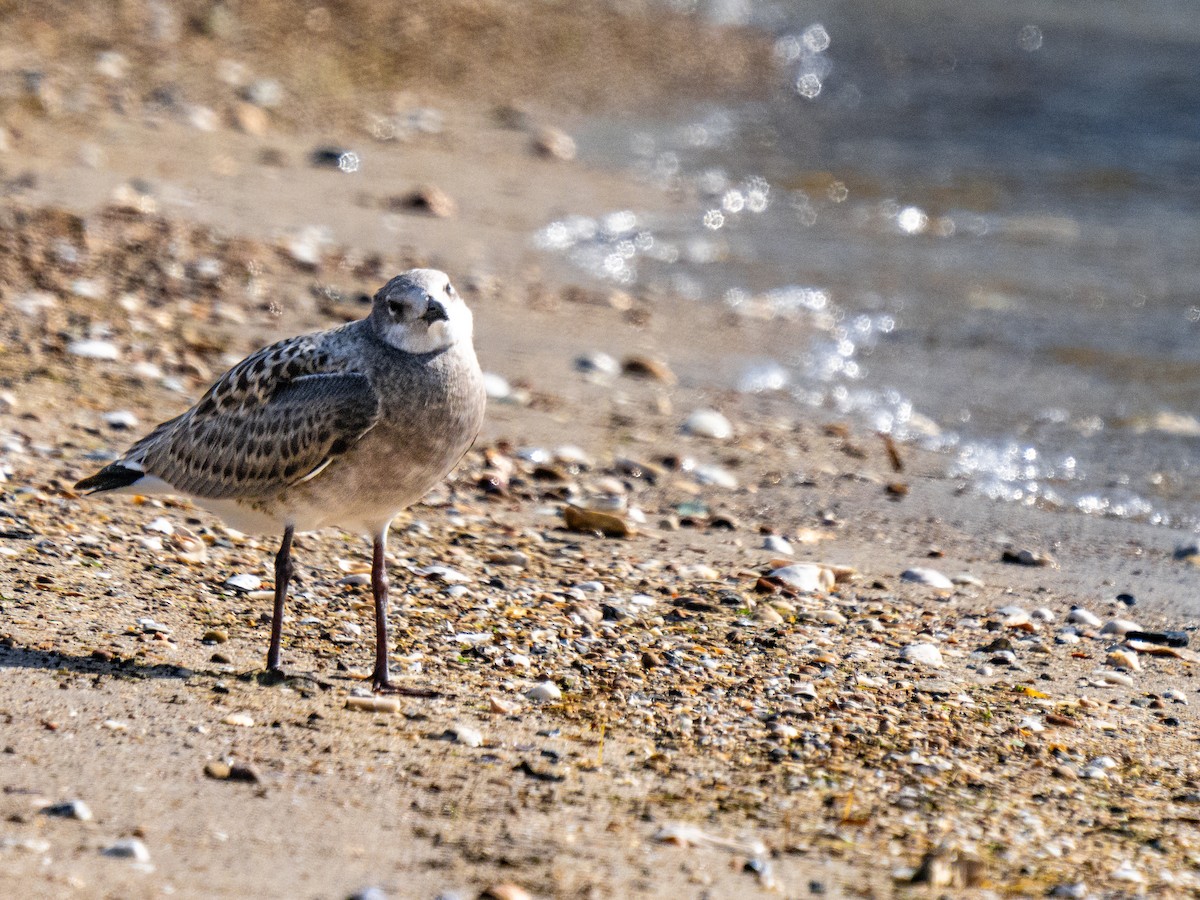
[76,269,486,691]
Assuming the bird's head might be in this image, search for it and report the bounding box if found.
[370,268,473,354]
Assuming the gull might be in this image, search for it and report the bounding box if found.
[76,269,486,691]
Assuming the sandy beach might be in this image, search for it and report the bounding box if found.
[1,3,1199,898]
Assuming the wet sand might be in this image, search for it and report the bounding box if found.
[2,4,1200,898]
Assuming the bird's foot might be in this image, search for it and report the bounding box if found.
[370,670,441,698]
[258,667,287,687]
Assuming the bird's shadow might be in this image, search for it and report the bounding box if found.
[0,639,202,680]
[0,638,344,692]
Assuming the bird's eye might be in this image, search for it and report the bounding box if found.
[445,284,456,297]
[388,299,406,317]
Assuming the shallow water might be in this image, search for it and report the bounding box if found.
[544,1,1200,528]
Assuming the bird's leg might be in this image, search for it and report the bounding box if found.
[266,524,295,674]
[370,526,393,692]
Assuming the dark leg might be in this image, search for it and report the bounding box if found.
[266,524,295,673]
[370,527,392,691]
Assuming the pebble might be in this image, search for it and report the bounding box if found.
[67,339,120,361]
[769,563,832,593]
[101,838,151,863]
[243,78,283,108]
[531,125,577,161]
[221,712,255,727]
[900,567,954,591]
[446,723,483,747]
[1163,689,1188,705]
[1049,884,1088,899]
[41,799,93,821]
[346,696,401,714]
[103,410,139,429]
[489,695,519,715]
[762,534,793,555]
[563,505,633,538]
[482,372,513,401]
[479,884,532,900]
[224,573,262,593]
[1100,618,1141,637]
[202,628,229,644]
[621,355,677,384]
[526,681,562,702]
[392,185,457,218]
[1001,548,1056,567]
[233,101,269,136]
[95,50,129,80]
[574,351,620,378]
[1106,648,1140,671]
[813,609,847,626]
[1098,670,1134,687]
[1067,607,1101,627]
[285,225,329,268]
[900,643,945,668]
[1111,862,1144,884]
[145,516,175,535]
[683,409,733,440]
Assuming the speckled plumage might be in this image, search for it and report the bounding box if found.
[76,269,486,690]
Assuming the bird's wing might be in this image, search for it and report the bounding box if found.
[107,334,380,499]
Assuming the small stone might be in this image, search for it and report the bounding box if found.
[683,409,733,440]
[762,535,793,555]
[641,650,662,668]
[563,505,633,538]
[68,339,120,361]
[621,355,677,384]
[900,568,954,591]
[1099,670,1134,687]
[1001,547,1057,567]
[813,609,847,626]
[95,51,129,80]
[900,643,944,668]
[285,225,329,268]
[224,573,262,593]
[243,78,283,108]
[202,629,229,644]
[145,516,175,535]
[1067,607,1101,627]
[482,372,512,401]
[489,695,519,714]
[531,126,576,161]
[480,884,532,900]
[1163,689,1188,705]
[1100,618,1141,637]
[41,799,93,821]
[346,696,401,714]
[769,564,832,593]
[188,105,220,132]
[1111,862,1144,884]
[754,604,784,625]
[221,712,255,727]
[525,681,562,702]
[1106,648,1140,671]
[574,352,620,378]
[446,724,483,747]
[101,838,151,863]
[103,410,139,430]
[1049,883,1087,899]
[233,101,269,136]
[390,185,456,218]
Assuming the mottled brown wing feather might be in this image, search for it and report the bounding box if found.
[123,333,380,499]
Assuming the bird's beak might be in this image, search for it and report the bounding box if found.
[421,299,449,324]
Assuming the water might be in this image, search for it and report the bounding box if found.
[538,1,1200,528]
